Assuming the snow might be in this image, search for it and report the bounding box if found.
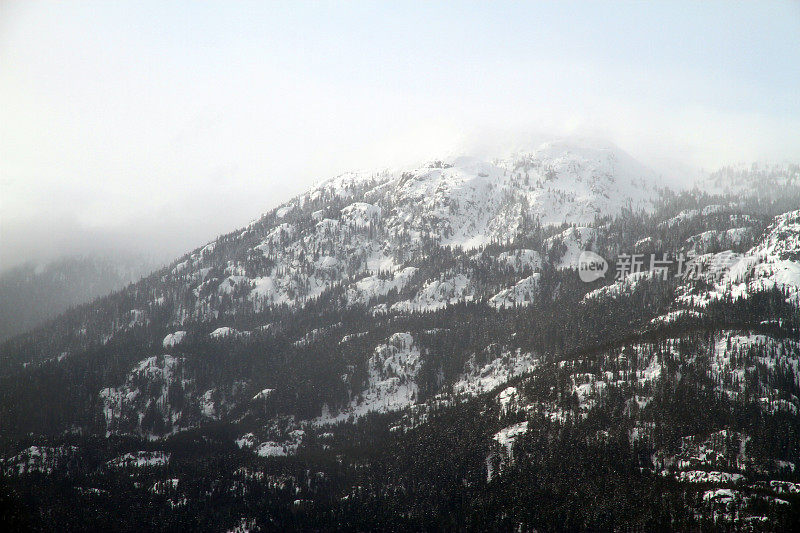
[703,204,725,215]
[99,354,202,436]
[253,388,274,401]
[340,332,368,344]
[76,487,108,496]
[702,488,737,502]
[252,430,305,457]
[389,274,473,313]
[314,333,422,425]
[107,451,171,468]
[661,209,700,228]
[200,389,217,418]
[293,325,339,347]
[255,442,294,457]
[493,421,529,454]
[678,211,800,309]
[125,309,147,328]
[340,202,382,228]
[677,471,744,484]
[275,205,294,219]
[498,386,519,414]
[227,518,258,533]
[217,275,249,295]
[162,331,187,348]
[318,139,657,250]
[235,433,256,449]
[769,480,800,494]
[494,249,542,272]
[638,355,663,384]
[150,478,179,494]
[710,332,800,411]
[585,270,658,300]
[210,327,239,338]
[661,204,727,229]
[346,267,418,306]
[489,274,540,308]
[650,310,703,325]
[545,227,597,269]
[238,430,305,459]
[391,274,474,313]
[172,260,189,274]
[98,139,665,330]
[3,445,78,475]
[453,349,537,396]
[725,227,751,245]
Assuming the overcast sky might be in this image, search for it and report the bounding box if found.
[2,1,799,271]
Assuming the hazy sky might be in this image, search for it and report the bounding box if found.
[2,1,799,270]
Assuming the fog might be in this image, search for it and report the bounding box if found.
[2,1,799,271]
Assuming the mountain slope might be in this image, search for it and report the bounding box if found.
[0,255,152,342]
[0,140,661,365]
[1,146,799,531]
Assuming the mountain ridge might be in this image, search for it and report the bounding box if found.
[1,143,799,531]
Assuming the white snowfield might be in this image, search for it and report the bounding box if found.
[99,355,187,435]
[703,488,738,503]
[584,270,658,301]
[677,470,744,484]
[241,429,306,458]
[493,421,529,455]
[162,331,187,348]
[210,326,239,338]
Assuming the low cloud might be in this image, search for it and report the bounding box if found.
[2,1,798,270]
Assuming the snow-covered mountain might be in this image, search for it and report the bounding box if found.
[674,209,800,310]
[85,140,663,327]
[309,138,660,249]
[702,162,800,198]
[2,142,799,531]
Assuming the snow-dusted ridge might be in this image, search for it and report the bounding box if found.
[155,139,662,322]
[677,210,800,308]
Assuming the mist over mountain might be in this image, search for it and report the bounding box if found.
[0,254,155,342]
[2,2,799,530]
[1,139,798,530]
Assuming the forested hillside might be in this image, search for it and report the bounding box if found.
[1,146,798,531]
